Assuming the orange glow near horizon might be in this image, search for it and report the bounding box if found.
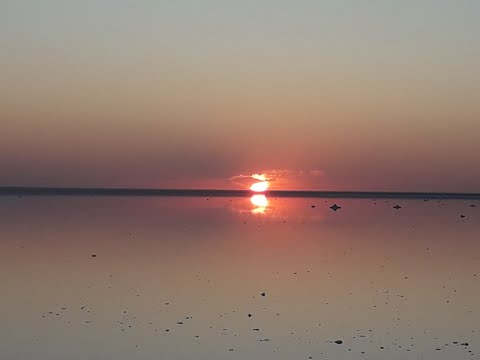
[251,173,268,181]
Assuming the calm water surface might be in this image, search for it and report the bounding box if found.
[0,196,479,359]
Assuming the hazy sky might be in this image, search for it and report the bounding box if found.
[1,1,479,191]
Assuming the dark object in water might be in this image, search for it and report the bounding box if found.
[330,204,341,211]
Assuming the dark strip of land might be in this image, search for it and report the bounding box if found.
[0,187,479,200]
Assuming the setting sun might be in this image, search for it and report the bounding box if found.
[250,181,269,192]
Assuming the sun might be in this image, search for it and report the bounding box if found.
[250,181,269,192]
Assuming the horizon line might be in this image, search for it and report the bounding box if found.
[1,186,479,200]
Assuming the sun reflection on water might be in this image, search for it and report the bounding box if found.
[250,194,269,214]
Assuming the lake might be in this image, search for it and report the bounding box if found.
[0,196,478,359]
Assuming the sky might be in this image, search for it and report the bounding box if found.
[1,0,479,191]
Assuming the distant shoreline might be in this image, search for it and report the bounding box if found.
[1,187,479,200]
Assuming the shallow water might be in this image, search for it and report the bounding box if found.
[0,196,479,360]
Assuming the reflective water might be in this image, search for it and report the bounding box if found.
[0,196,479,359]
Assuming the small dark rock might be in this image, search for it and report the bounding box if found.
[334,340,343,344]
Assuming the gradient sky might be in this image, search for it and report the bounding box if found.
[1,1,479,191]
